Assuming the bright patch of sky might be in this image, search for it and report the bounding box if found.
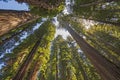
[55,29,70,39]
[0,0,29,10]
[52,16,70,39]
[63,0,73,15]
[82,19,95,29]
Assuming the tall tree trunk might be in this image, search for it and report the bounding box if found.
[55,50,58,80]
[0,9,37,37]
[0,16,39,45]
[85,33,120,67]
[71,52,89,80]
[12,36,43,80]
[26,51,44,80]
[74,53,89,80]
[66,25,120,80]
[26,59,41,80]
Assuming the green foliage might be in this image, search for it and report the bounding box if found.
[30,4,64,17]
[73,0,120,23]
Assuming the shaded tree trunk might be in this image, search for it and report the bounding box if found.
[55,50,58,80]
[0,16,39,45]
[12,36,43,80]
[71,52,89,80]
[66,25,120,80]
[85,33,120,67]
[26,59,41,80]
[0,9,37,37]
[73,53,89,80]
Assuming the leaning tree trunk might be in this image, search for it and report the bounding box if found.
[55,50,58,80]
[0,17,39,45]
[0,9,38,37]
[84,32,120,68]
[66,25,120,80]
[26,59,41,80]
[12,36,43,80]
[74,52,89,80]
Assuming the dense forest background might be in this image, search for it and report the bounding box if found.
[0,0,120,80]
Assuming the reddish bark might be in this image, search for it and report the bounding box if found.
[66,25,120,80]
[0,9,37,37]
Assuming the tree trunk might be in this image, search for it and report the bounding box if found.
[87,32,120,56]
[78,0,102,7]
[0,16,39,45]
[26,51,44,80]
[66,25,120,80]
[27,60,41,80]
[73,52,89,80]
[85,33,120,67]
[12,36,43,80]
[0,9,37,37]
[55,50,58,80]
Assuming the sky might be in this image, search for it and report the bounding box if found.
[0,0,29,10]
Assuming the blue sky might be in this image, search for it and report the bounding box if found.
[0,0,29,10]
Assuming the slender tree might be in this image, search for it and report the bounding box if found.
[26,21,56,80]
